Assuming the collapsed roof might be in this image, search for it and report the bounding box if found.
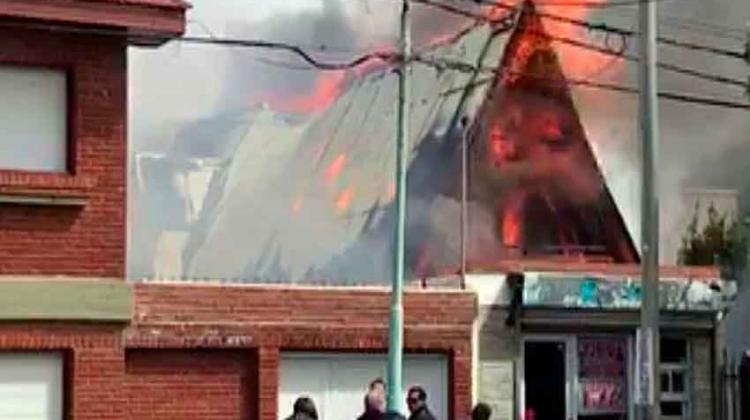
[129,0,749,283]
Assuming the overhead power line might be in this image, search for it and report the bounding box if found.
[425,0,749,61]
[548,32,749,88]
[411,0,515,23]
[599,9,749,41]
[0,19,402,71]
[178,37,397,70]
[657,15,748,41]
[8,14,744,93]
[491,0,673,7]
[3,11,745,103]
[418,55,750,110]
[409,1,748,89]
[464,0,690,8]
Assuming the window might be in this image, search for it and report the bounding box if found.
[0,65,67,172]
[660,338,690,419]
[0,353,63,420]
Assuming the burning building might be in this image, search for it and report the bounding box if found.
[120,0,747,419]
[0,0,745,418]
[465,2,638,265]
[467,4,736,420]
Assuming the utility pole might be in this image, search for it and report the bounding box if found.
[387,0,411,414]
[460,117,469,286]
[637,0,660,417]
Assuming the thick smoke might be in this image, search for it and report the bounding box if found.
[129,0,750,283]
[568,0,750,264]
[129,0,487,282]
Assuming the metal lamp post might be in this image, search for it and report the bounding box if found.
[387,0,412,414]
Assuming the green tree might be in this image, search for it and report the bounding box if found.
[678,202,748,280]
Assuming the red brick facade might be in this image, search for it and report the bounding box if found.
[0,4,475,420]
[0,287,475,420]
[0,27,127,277]
[126,285,476,420]
[126,349,255,420]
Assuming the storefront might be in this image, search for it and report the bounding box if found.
[470,270,733,420]
[520,335,632,420]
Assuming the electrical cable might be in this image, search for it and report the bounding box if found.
[422,0,749,60]
[412,0,749,88]
[421,55,750,109]
[1,9,745,103]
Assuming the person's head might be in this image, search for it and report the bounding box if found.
[406,386,427,413]
[293,396,318,420]
[472,403,492,420]
[369,377,386,395]
[366,377,386,412]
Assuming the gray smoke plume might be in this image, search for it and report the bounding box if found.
[129,0,750,283]
[128,0,493,282]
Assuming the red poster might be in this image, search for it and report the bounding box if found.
[578,338,627,414]
[580,379,626,412]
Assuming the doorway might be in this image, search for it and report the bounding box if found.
[524,340,568,420]
[521,335,633,420]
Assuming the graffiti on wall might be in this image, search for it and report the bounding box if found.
[523,274,735,311]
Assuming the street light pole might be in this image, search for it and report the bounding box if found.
[387,0,411,414]
[638,0,660,417]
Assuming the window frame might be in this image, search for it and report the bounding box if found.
[0,62,75,174]
[0,59,89,205]
[518,333,636,420]
[659,337,691,419]
[0,350,67,420]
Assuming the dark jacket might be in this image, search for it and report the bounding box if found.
[357,409,384,420]
[408,406,436,420]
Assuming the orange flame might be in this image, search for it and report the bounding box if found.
[262,70,347,114]
[352,43,394,78]
[502,191,525,247]
[336,187,354,213]
[325,153,347,185]
[540,0,620,79]
[487,0,622,79]
[484,0,517,20]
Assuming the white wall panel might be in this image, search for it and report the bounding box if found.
[279,353,448,420]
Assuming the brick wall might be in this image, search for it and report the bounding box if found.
[0,323,126,419]
[128,284,476,420]
[0,285,475,420]
[126,349,254,420]
[0,27,126,277]
[131,285,475,327]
